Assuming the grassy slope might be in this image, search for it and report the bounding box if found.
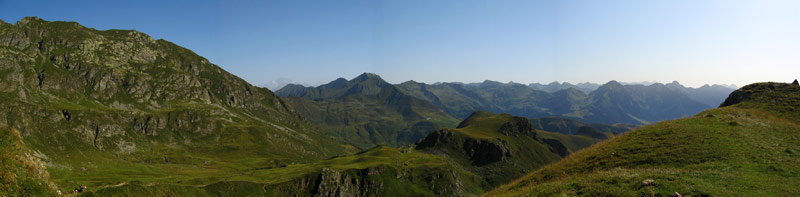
[489,82,800,196]
[84,146,489,196]
[0,17,353,194]
[0,127,57,196]
[534,130,597,154]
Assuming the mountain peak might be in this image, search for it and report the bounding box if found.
[599,80,624,89]
[18,16,44,24]
[352,72,384,82]
[332,77,347,83]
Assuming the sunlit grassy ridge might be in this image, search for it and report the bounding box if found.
[488,82,800,196]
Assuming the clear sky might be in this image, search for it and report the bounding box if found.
[1,0,798,88]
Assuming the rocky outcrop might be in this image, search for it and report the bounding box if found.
[416,129,512,166]
[0,17,347,169]
[541,138,569,157]
[312,167,385,196]
[284,166,466,196]
[497,116,534,137]
[793,79,798,86]
[416,129,455,148]
[463,138,512,166]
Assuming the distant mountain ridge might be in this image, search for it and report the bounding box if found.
[396,79,731,125]
[260,77,311,91]
[528,81,600,94]
[280,73,733,125]
[276,73,460,149]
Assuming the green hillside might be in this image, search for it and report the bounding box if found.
[83,145,490,196]
[0,17,351,194]
[415,111,597,187]
[0,127,57,196]
[277,73,460,149]
[489,82,800,196]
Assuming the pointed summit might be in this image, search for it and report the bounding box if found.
[793,79,799,86]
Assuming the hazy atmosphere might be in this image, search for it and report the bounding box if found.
[2,0,798,88]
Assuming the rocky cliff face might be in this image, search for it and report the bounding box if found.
[0,17,347,185]
[417,129,513,166]
[497,116,535,137]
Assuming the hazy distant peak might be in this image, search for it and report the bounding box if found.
[399,80,421,85]
[261,78,302,91]
[603,80,623,86]
[281,83,306,89]
[320,77,349,89]
[352,72,383,82]
[482,79,501,84]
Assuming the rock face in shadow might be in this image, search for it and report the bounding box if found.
[417,129,513,166]
[285,166,466,196]
[310,167,386,196]
[541,138,569,157]
[498,116,535,137]
[416,129,455,148]
[463,138,512,166]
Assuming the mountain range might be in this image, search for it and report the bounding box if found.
[2,17,793,196]
[276,72,733,149]
[528,81,600,94]
[275,73,460,149]
[395,79,732,125]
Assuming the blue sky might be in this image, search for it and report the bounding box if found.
[1,0,798,88]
